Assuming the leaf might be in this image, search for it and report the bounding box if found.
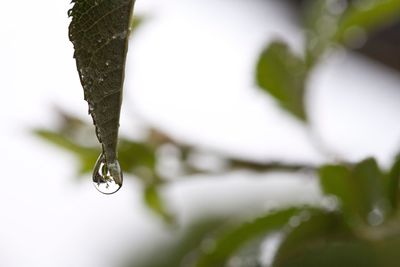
[319,158,388,226]
[273,208,400,267]
[194,207,308,267]
[303,0,341,65]
[304,0,400,59]
[335,0,400,43]
[34,129,99,174]
[385,154,400,210]
[68,0,136,163]
[123,218,227,267]
[256,41,308,121]
[374,233,400,267]
[144,185,175,224]
[273,210,378,267]
[352,158,387,218]
[118,139,156,175]
[129,15,143,36]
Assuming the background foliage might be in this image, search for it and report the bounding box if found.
[35,0,400,266]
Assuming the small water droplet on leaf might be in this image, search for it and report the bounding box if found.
[368,207,384,226]
[92,154,123,194]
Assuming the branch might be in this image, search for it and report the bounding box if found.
[147,128,318,179]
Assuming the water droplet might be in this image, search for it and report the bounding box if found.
[343,26,367,49]
[289,216,301,228]
[92,154,123,194]
[200,238,216,254]
[105,60,110,66]
[299,210,311,222]
[321,196,339,211]
[353,0,376,11]
[368,207,384,226]
[327,0,347,15]
[227,257,243,267]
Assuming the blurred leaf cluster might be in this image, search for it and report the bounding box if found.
[35,1,400,266]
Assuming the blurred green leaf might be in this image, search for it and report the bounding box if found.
[144,185,175,224]
[385,154,400,210]
[124,218,227,267]
[34,127,158,178]
[256,41,308,121]
[118,139,156,175]
[319,164,354,216]
[130,15,143,35]
[373,232,400,267]
[304,0,341,65]
[34,129,99,174]
[319,158,388,226]
[194,207,309,267]
[353,158,388,218]
[335,0,400,43]
[305,0,400,62]
[273,210,377,267]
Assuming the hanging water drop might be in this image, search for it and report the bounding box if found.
[92,154,123,194]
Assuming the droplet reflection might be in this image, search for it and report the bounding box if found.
[92,154,123,194]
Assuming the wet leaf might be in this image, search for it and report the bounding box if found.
[68,0,136,163]
[303,0,341,65]
[335,0,400,43]
[319,158,388,226]
[352,158,387,218]
[256,41,307,121]
[194,207,308,267]
[304,0,400,62]
[273,210,377,267]
[123,219,227,267]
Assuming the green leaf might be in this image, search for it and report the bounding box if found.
[34,129,99,174]
[68,0,136,163]
[335,0,400,43]
[352,158,387,217]
[118,139,156,176]
[319,158,388,226]
[129,15,143,35]
[256,41,307,121]
[144,185,175,224]
[273,210,378,267]
[319,165,355,218]
[123,218,227,267]
[194,207,308,267]
[374,233,400,267]
[303,0,341,65]
[304,0,400,65]
[34,126,158,177]
[385,154,400,210]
